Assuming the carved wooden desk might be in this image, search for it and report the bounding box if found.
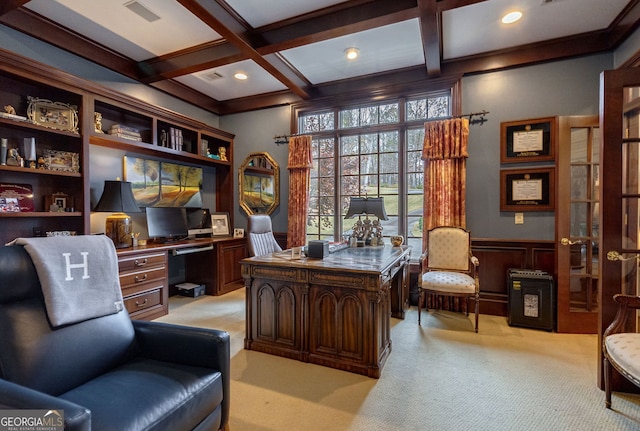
[241,245,411,378]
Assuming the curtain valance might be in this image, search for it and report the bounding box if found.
[422,118,469,160]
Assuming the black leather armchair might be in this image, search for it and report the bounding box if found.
[0,245,230,431]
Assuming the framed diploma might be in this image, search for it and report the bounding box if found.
[500,117,556,163]
[500,167,554,211]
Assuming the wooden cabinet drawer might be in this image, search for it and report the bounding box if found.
[119,266,166,288]
[117,249,168,320]
[118,252,166,272]
[124,289,161,314]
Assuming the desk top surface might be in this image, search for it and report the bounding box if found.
[242,245,411,274]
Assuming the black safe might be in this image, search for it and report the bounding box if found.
[507,269,555,331]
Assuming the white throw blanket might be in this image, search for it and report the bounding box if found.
[9,235,124,327]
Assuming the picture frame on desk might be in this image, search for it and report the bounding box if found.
[211,212,230,236]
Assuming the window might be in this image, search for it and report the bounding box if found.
[301,92,451,253]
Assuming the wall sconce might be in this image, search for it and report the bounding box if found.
[94,180,141,248]
[345,197,388,246]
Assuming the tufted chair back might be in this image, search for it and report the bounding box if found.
[426,226,471,272]
[247,214,282,256]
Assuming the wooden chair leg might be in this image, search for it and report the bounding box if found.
[604,356,612,408]
[418,289,422,324]
[474,296,479,333]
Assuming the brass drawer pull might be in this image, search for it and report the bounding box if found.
[134,274,148,283]
[135,298,148,307]
[134,258,148,267]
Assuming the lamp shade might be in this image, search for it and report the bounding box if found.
[345,197,388,220]
[94,180,140,213]
[94,180,140,249]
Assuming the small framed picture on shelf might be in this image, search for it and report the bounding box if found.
[211,212,230,236]
[43,149,80,173]
[0,197,21,212]
[45,192,73,212]
[26,97,79,133]
[500,117,556,163]
[500,167,555,212]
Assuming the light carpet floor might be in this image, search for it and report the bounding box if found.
[156,289,640,431]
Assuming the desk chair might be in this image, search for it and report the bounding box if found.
[247,214,282,256]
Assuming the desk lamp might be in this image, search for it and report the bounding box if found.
[345,197,388,246]
[94,179,140,248]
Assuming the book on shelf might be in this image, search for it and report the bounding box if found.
[108,132,142,141]
[109,124,140,134]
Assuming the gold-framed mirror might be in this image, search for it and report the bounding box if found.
[239,152,280,215]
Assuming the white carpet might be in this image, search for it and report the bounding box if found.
[156,290,640,431]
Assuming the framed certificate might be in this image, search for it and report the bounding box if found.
[501,117,556,163]
[500,167,554,212]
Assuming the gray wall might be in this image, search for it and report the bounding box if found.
[463,53,611,240]
[220,107,291,232]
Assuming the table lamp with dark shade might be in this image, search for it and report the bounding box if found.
[345,197,388,246]
[94,180,141,248]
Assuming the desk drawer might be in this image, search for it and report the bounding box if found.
[124,289,161,314]
[118,252,166,272]
[120,266,166,287]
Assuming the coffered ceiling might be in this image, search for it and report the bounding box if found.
[1,0,638,115]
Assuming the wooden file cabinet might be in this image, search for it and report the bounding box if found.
[117,249,168,320]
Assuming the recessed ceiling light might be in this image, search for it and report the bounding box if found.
[234,72,248,80]
[502,11,523,24]
[344,47,359,60]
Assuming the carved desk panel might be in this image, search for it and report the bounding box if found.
[241,245,410,378]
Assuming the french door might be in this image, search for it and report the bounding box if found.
[598,68,640,390]
[557,115,600,333]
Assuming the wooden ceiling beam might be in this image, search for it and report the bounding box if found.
[0,0,28,17]
[441,31,614,77]
[0,8,141,79]
[140,1,419,82]
[177,0,310,99]
[418,0,441,77]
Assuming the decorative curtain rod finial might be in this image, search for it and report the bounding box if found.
[274,135,289,145]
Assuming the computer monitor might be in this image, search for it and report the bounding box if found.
[186,208,213,238]
[145,207,189,242]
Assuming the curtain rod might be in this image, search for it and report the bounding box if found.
[274,133,307,145]
[425,110,490,125]
[275,110,490,144]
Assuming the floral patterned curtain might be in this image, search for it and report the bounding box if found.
[287,135,313,248]
[421,118,469,250]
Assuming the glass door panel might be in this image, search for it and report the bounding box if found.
[557,115,600,333]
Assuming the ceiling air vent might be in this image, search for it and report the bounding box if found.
[123,1,161,22]
[203,72,224,81]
